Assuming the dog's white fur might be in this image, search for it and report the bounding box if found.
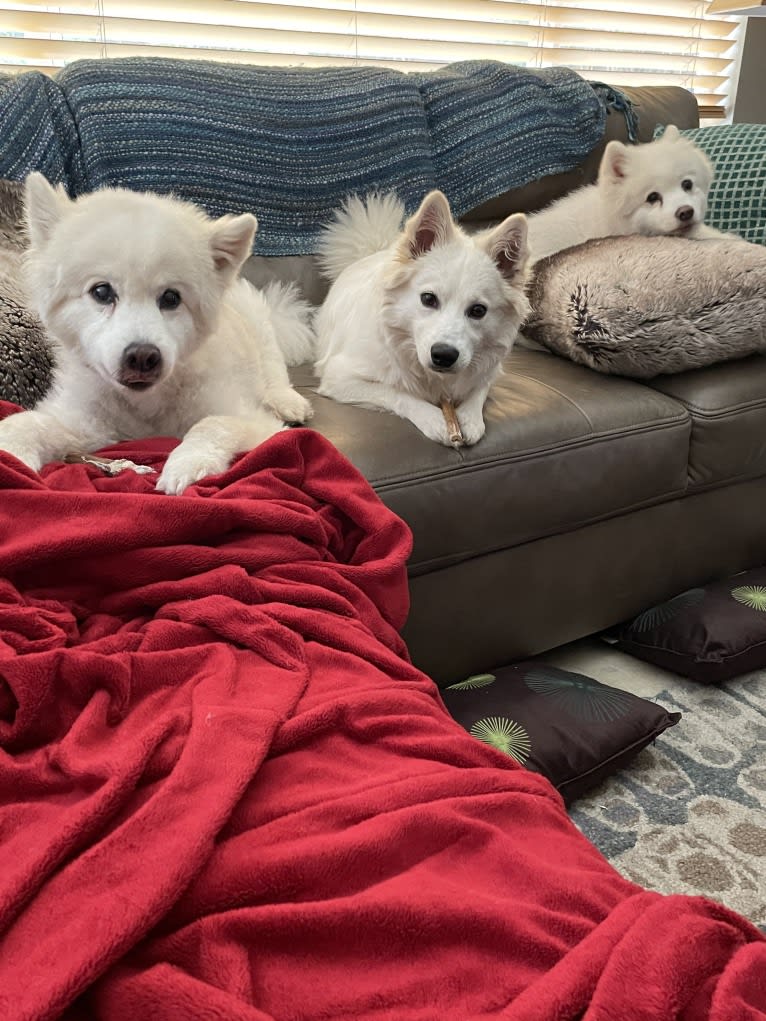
[526,125,720,264]
[0,173,314,494]
[314,190,530,446]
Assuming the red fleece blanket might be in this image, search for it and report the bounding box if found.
[0,409,764,1021]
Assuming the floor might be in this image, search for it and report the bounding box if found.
[542,637,766,928]
[542,634,683,699]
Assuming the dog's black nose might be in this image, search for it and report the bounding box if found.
[676,205,694,223]
[119,343,163,390]
[122,343,162,375]
[430,343,459,370]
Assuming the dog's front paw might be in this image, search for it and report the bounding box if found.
[156,446,231,495]
[409,405,453,446]
[457,407,486,446]
[265,388,313,425]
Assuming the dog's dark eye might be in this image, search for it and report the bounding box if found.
[90,282,116,305]
[681,178,693,192]
[646,192,661,205]
[466,303,487,320]
[159,288,181,311]
[420,292,439,309]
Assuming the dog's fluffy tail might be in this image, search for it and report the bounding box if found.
[316,192,405,282]
[260,280,315,366]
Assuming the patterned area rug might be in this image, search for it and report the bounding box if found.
[544,640,766,928]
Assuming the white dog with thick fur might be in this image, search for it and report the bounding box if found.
[314,189,530,447]
[526,125,721,263]
[0,173,313,494]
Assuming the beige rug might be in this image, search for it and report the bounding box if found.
[545,639,766,928]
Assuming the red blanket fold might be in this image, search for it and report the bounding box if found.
[0,410,764,1021]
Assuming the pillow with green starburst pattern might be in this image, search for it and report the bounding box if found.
[440,663,679,804]
[613,566,766,682]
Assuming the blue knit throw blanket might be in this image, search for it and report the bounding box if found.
[0,57,633,257]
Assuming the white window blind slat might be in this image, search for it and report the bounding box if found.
[0,0,740,117]
[0,0,736,43]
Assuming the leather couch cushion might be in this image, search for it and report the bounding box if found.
[648,354,766,489]
[292,349,691,572]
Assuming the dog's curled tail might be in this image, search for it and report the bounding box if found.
[316,192,405,282]
[261,281,316,366]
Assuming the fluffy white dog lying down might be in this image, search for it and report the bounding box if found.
[314,190,530,447]
[525,125,721,264]
[0,173,313,494]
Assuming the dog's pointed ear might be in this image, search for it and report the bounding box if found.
[25,172,71,246]
[209,212,258,276]
[698,150,715,192]
[600,140,630,182]
[480,213,529,285]
[398,190,455,261]
[662,124,681,142]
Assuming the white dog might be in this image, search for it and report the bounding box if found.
[526,125,720,263]
[314,190,530,447]
[0,173,313,494]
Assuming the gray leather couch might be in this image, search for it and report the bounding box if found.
[245,85,766,684]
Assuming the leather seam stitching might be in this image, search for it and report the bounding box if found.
[372,417,690,490]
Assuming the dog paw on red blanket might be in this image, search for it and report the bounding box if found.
[0,410,764,1021]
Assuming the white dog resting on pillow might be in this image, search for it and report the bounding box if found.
[0,173,313,494]
[314,189,530,447]
[526,125,723,264]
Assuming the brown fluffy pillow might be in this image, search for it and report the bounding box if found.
[524,235,766,378]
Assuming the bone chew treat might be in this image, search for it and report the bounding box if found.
[439,397,463,445]
[63,452,157,475]
[64,453,113,467]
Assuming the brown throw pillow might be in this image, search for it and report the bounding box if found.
[524,234,766,378]
[440,662,680,804]
[613,567,766,683]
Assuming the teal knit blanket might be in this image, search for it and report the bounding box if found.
[0,57,630,257]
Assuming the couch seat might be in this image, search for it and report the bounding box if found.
[647,353,766,491]
[292,349,691,573]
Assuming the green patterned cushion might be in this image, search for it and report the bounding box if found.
[679,124,766,245]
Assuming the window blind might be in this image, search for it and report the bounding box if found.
[0,0,740,117]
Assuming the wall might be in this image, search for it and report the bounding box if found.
[733,18,766,123]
